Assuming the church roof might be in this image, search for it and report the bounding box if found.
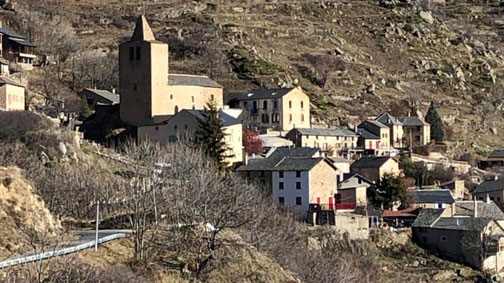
[168,74,222,88]
[130,15,155,42]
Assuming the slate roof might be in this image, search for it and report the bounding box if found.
[376,112,403,126]
[168,74,222,88]
[488,149,504,159]
[237,147,328,172]
[453,201,504,219]
[351,156,394,169]
[357,128,379,139]
[398,116,429,126]
[234,88,294,100]
[473,178,504,194]
[185,109,241,127]
[408,189,455,204]
[292,128,358,137]
[360,120,388,129]
[354,205,383,217]
[0,27,35,47]
[83,88,120,104]
[412,209,444,227]
[340,173,375,188]
[432,217,494,231]
[10,37,36,47]
[0,77,24,88]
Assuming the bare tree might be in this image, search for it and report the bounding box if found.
[302,53,346,89]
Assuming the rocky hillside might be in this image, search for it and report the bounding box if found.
[3,0,504,157]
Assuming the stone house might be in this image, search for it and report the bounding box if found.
[473,177,504,208]
[80,88,120,107]
[336,174,374,207]
[306,210,369,239]
[357,120,391,153]
[440,180,466,200]
[229,87,310,132]
[0,24,36,72]
[138,109,243,165]
[375,112,404,148]
[398,115,431,146]
[0,77,25,111]
[285,128,359,156]
[412,201,504,273]
[407,189,455,209]
[350,156,400,183]
[119,16,223,127]
[237,147,337,218]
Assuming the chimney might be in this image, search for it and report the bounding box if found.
[112,88,116,94]
[486,194,491,204]
[474,197,478,218]
[0,21,3,28]
[244,153,249,165]
[407,111,411,117]
[451,202,456,217]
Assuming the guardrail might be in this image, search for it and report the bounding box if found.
[0,233,127,269]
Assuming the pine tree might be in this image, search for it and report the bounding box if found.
[425,101,445,142]
[367,174,406,210]
[195,101,231,171]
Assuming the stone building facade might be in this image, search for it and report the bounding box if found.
[0,77,25,111]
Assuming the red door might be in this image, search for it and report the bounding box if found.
[316,197,321,204]
[329,197,334,210]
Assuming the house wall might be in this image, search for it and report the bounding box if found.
[404,124,430,146]
[309,161,338,206]
[334,212,369,239]
[167,85,223,113]
[240,170,273,193]
[280,88,311,131]
[473,190,504,207]
[272,170,310,217]
[285,130,358,155]
[5,84,24,111]
[222,123,243,164]
[413,227,467,263]
[337,187,367,205]
[0,84,5,110]
[378,159,400,179]
[391,124,404,148]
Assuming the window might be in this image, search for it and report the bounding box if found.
[184,125,188,130]
[274,100,278,109]
[498,197,501,202]
[136,46,141,60]
[296,182,301,190]
[260,171,265,177]
[279,182,284,190]
[211,95,215,101]
[243,101,248,108]
[440,236,447,242]
[296,171,301,178]
[358,178,362,184]
[263,101,268,110]
[491,197,495,201]
[301,101,304,109]
[253,101,257,111]
[170,94,173,100]
[133,83,137,91]
[246,171,251,178]
[174,106,179,113]
[289,114,292,122]
[296,197,302,205]
[416,126,421,131]
[129,47,134,60]
[279,171,284,178]
[192,96,194,103]
[279,197,285,205]
[301,114,304,122]
[415,136,421,142]
[289,101,292,108]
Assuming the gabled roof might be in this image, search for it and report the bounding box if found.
[82,88,120,104]
[431,217,494,231]
[383,207,420,217]
[130,15,155,41]
[351,156,395,169]
[0,27,35,47]
[168,74,222,88]
[412,209,444,227]
[408,189,455,204]
[473,178,504,194]
[359,120,388,129]
[398,116,429,127]
[237,147,328,172]
[376,112,403,126]
[234,88,294,101]
[356,128,379,140]
[340,173,374,188]
[488,149,504,159]
[274,157,328,171]
[0,77,25,88]
[354,205,383,217]
[184,109,241,127]
[290,128,358,137]
[453,201,504,218]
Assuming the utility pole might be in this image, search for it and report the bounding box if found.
[95,199,100,252]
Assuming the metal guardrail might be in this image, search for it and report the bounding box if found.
[0,233,127,269]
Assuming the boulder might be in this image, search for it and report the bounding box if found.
[490,127,497,135]
[419,11,434,24]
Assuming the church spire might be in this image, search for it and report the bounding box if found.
[130,15,155,42]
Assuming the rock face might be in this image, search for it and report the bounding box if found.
[419,11,434,24]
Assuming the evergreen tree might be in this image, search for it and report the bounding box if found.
[425,101,445,142]
[195,101,231,171]
[367,174,406,209]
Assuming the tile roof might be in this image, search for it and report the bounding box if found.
[408,189,455,204]
[291,128,359,137]
[168,74,222,88]
[473,178,504,194]
[356,128,379,139]
[233,88,294,100]
[488,149,504,159]
[185,109,241,127]
[351,156,394,169]
[376,112,403,125]
[398,116,429,126]
[83,88,120,104]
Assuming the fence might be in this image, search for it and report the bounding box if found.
[0,233,127,269]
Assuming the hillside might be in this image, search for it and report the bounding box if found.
[3,0,502,157]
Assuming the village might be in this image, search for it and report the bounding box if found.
[3,10,504,281]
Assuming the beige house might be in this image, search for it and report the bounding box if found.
[285,128,358,156]
[138,109,243,164]
[399,115,431,146]
[350,156,400,183]
[375,112,404,148]
[119,16,223,127]
[0,77,25,111]
[336,174,374,207]
[407,189,455,209]
[412,201,504,273]
[357,120,391,152]
[230,87,310,132]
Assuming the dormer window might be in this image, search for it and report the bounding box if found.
[136,46,141,60]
